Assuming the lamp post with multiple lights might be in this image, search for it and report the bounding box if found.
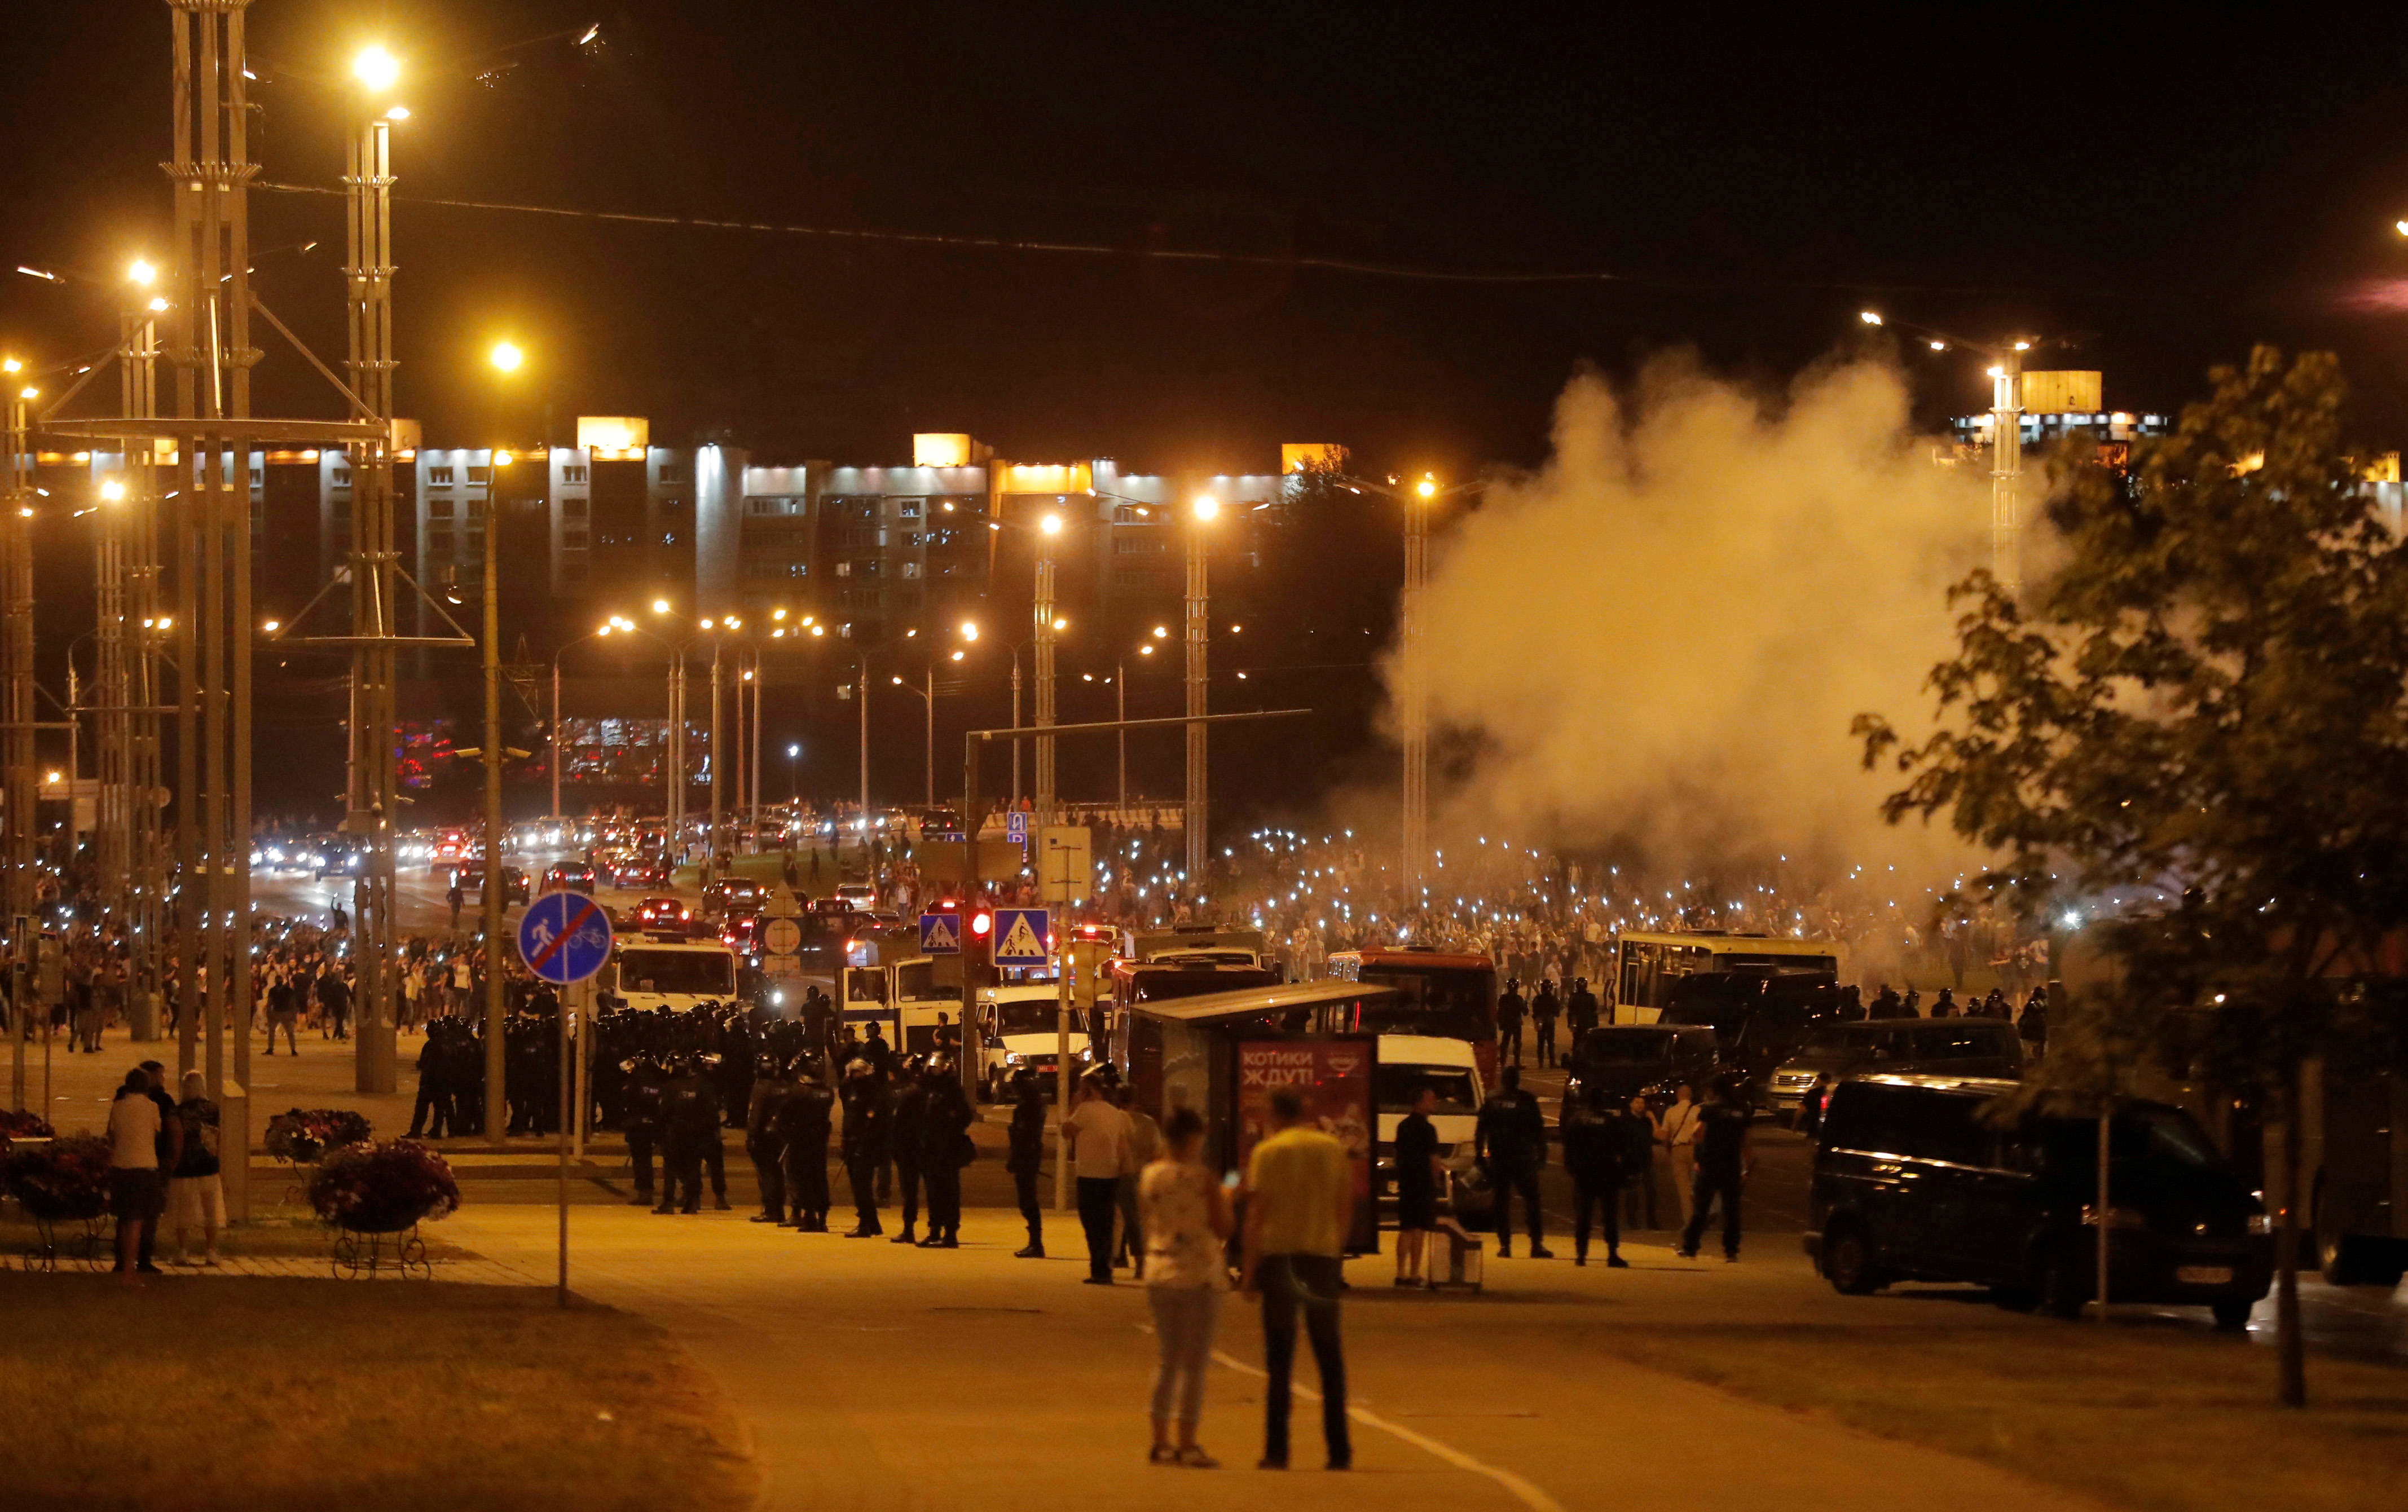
[1859,309,2040,594]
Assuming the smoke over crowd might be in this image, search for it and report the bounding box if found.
[1394,353,1992,884]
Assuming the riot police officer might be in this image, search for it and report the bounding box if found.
[1475,1066,1552,1258]
[838,1059,890,1237]
[1497,978,1527,1067]
[656,1055,728,1214]
[778,1054,836,1231]
[1006,1066,1046,1258]
[889,1055,930,1244]
[1531,978,1562,1068]
[1566,976,1601,1040]
[746,1051,794,1223]
[620,1053,668,1207]
[918,1057,974,1248]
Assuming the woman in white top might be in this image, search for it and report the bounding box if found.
[1138,1105,1233,1467]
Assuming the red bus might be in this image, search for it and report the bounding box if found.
[1325,947,1500,1081]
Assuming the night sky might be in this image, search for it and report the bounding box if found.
[10,2,2408,473]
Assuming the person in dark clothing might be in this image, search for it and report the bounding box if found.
[407,1026,452,1138]
[838,1060,890,1236]
[1530,980,1561,1068]
[655,1057,725,1214]
[1473,1066,1551,1258]
[888,1061,930,1244]
[1679,1075,1755,1261]
[1561,1087,1627,1267]
[1392,1085,1443,1285]
[2018,989,2049,1055]
[746,1053,793,1223]
[1495,980,1526,1068]
[1837,985,1866,1022]
[1006,1068,1046,1257]
[778,1057,836,1229]
[917,1060,973,1246]
[620,1055,667,1206]
[317,967,353,1042]
[1565,977,1601,1041]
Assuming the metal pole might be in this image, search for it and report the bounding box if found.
[1034,557,1055,830]
[1992,346,2024,596]
[1184,518,1208,892]
[482,523,505,1136]
[1055,931,1072,1211]
[708,640,723,880]
[858,658,869,825]
[924,665,935,810]
[749,650,761,841]
[1010,655,1022,807]
[558,976,574,1307]
[2,391,36,949]
[1402,488,1428,899]
[550,656,561,820]
[1116,661,1126,818]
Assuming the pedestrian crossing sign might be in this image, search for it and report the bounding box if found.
[993,907,1050,966]
[918,911,963,955]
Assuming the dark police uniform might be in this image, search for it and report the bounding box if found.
[918,1074,973,1247]
[1006,1074,1046,1257]
[1475,1073,1551,1257]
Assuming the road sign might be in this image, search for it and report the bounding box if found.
[517,891,614,986]
[765,891,801,919]
[1006,810,1030,842]
[919,911,963,955]
[992,907,1050,966]
[763,918,803,955]
[1039,825,1091,906]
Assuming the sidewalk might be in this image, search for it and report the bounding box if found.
[445,1204,2098,1512]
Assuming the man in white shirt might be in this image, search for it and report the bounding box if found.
[107,1067,174,1284]
[1061,1073,1132,1284]
[1658,1083,1703,1227]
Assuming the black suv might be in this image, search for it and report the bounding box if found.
[1805,1074,2272,1327]
[1565,1025,1720,1111]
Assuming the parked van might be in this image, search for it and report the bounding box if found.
[1564,1025,1719,1112]
[1805,1074,2272,1327]
[1370,1034,1485,1220]
[1767,1017,2023,1121]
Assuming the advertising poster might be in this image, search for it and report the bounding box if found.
[1235,1037,1377,1253]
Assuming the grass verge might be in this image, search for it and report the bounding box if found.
[1592,1315,2408,1512]
[0,1272,753,1511]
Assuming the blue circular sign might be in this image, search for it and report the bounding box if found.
[517,889,615,985]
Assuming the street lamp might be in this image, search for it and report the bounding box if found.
[1185,493,1217,887]
[550,623,615,819]
[488,339,523,374]
[786,742,800,803]
[1859,308,2047,593]
[352,43,401,92]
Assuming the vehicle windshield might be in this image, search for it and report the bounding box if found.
[1794,1026,1872,1061]
[617,949,735,997]
[992,999,1059,1034]
[1376,1064,1478,1114]
[1579,1029,1677,1063]
[1356,966,1491,1041]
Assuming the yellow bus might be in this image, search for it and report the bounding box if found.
[1612,931,1840,1024]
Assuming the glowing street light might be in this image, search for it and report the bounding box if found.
[353,45,401,93]
[1858,310,1883,326]
[1192,493,1220,521]
[488,340,523,373]
[958,620,979,641]
[651,598,671,615]
[127,259,156,286]
[1040,513,1063,536]
[99,480,126,503]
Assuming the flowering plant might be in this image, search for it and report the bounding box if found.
[2,1134,112,1222]
[0,1109,56,1147]
[307,1139,461,1233]
[265,1108,372,1163]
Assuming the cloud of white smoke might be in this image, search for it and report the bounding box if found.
[1393,352,1990,883]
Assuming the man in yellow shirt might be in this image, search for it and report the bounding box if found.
[1240,1087,1353,1471]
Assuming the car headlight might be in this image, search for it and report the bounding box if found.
[1004,1053,1025,1065]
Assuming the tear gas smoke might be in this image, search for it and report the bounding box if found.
[1394,352,1991,883]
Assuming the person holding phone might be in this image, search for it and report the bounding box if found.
[1139,1106,1233,1466]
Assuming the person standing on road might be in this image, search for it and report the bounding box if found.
[1142,1105,1233,1467]
[746,1052,794,1224]
[1112,1084,1161,1276]
[1496,978,1526,1068]
[264,969,300,1056]
[1239,1086,1353,1472]
[1619,1095,1661,1230]
[446,876,465,933]
[1006,1068,1047,1258]
[1062,1071,1132,1284]
[778,1055,836,1231]
[888,1056,930,1245]
[1531,978,1561,1069]
[838,1059,891,1237]
[1392,1085,1445,1285]
[1659,1082,1703,1228]
[1473,1066,1552,1259]
[1566,976,1600,1042]
[1678,1074,1754,1262]
[918,1058,973,1247]
[318,960,352,1042]
[1561,1086,1627,1267]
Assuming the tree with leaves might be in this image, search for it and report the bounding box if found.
[1856,347,2408,1407]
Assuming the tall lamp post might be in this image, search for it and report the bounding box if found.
[1859,310,2039,594]
[551,622,613,820]
[1033,512,1062,830]
[1184,493,1217,893]
[479,338,523,1136]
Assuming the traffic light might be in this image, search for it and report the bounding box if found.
[971,911,993,938]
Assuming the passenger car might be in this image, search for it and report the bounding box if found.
[1804,1074,2271,1327]
[1564,1024,1720,1112]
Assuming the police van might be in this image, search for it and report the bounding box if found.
[976,981,1093,1101]
[611,937,741,1013]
